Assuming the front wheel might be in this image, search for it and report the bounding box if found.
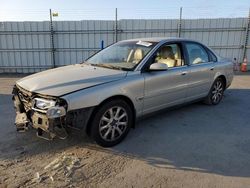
[204,78,225,105]
[90,99,133,147]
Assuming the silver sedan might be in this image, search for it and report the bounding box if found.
[12,38,233,147]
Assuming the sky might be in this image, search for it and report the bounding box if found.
[0,0,249,21]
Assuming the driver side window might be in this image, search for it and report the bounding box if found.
[153,43,184,68]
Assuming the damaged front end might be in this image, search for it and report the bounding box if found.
[12,85,68,140]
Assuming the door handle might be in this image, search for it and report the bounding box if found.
[210,67,215,71]
[181,71,187,75]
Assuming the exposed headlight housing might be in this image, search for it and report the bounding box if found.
[32,97,67,118]
[33,98,56,110]
[46,106,66,119]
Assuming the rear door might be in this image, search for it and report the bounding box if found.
[184,42,215,101]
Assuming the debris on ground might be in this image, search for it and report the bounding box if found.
[33,172,41,183]
[32,153,81,184]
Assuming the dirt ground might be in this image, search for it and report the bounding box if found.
[0,72,250,188]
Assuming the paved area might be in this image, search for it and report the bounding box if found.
[0,72,250,188]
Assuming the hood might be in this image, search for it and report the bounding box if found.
[16,64,127,96]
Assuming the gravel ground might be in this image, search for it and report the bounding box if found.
[0,72,250,188]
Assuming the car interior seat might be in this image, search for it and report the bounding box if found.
[157,46,176,68]
[133,49,144,63]
[174,46,182,66]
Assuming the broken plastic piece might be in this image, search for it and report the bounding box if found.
[36,129,56,141]
[15,113,29,132]
[33,172,41,183]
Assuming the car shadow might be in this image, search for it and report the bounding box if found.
[1,88,250,178]
[83,88,250,178]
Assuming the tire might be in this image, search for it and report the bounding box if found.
[90,99,133,147]
[204,78,225,105]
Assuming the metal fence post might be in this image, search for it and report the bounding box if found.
[101,40,104,49]
[242,8,250,61]
[114,8,118,42]
[177,7,182,38]
[49,9,56,68]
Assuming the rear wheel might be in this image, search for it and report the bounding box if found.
[204,78,225,105]
[90,99,133,147]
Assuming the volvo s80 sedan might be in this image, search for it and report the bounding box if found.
[12,38,233,147]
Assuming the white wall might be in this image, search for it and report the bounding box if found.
[0,18,249,73]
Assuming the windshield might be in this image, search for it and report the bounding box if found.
[86,40,157,70]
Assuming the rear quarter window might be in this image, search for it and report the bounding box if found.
[207,48,217,62]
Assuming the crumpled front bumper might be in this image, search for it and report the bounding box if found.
[12,85,68,140]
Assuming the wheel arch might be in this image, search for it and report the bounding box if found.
[86,95,136,135]
[215,74,227,89]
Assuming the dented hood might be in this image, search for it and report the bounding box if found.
[16,64,127,96]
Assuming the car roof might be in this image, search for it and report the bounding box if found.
[121,37,199,43]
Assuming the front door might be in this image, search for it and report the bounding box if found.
[142,43,189,115]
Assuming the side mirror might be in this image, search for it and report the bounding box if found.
[149,62,168,71]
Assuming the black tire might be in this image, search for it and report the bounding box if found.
[90,99,133,147]
[204,78,225,105]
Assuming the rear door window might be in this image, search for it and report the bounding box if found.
[186,43,209,65]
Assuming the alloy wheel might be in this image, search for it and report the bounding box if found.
[99,106,128,142]
[211,80,223,103]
